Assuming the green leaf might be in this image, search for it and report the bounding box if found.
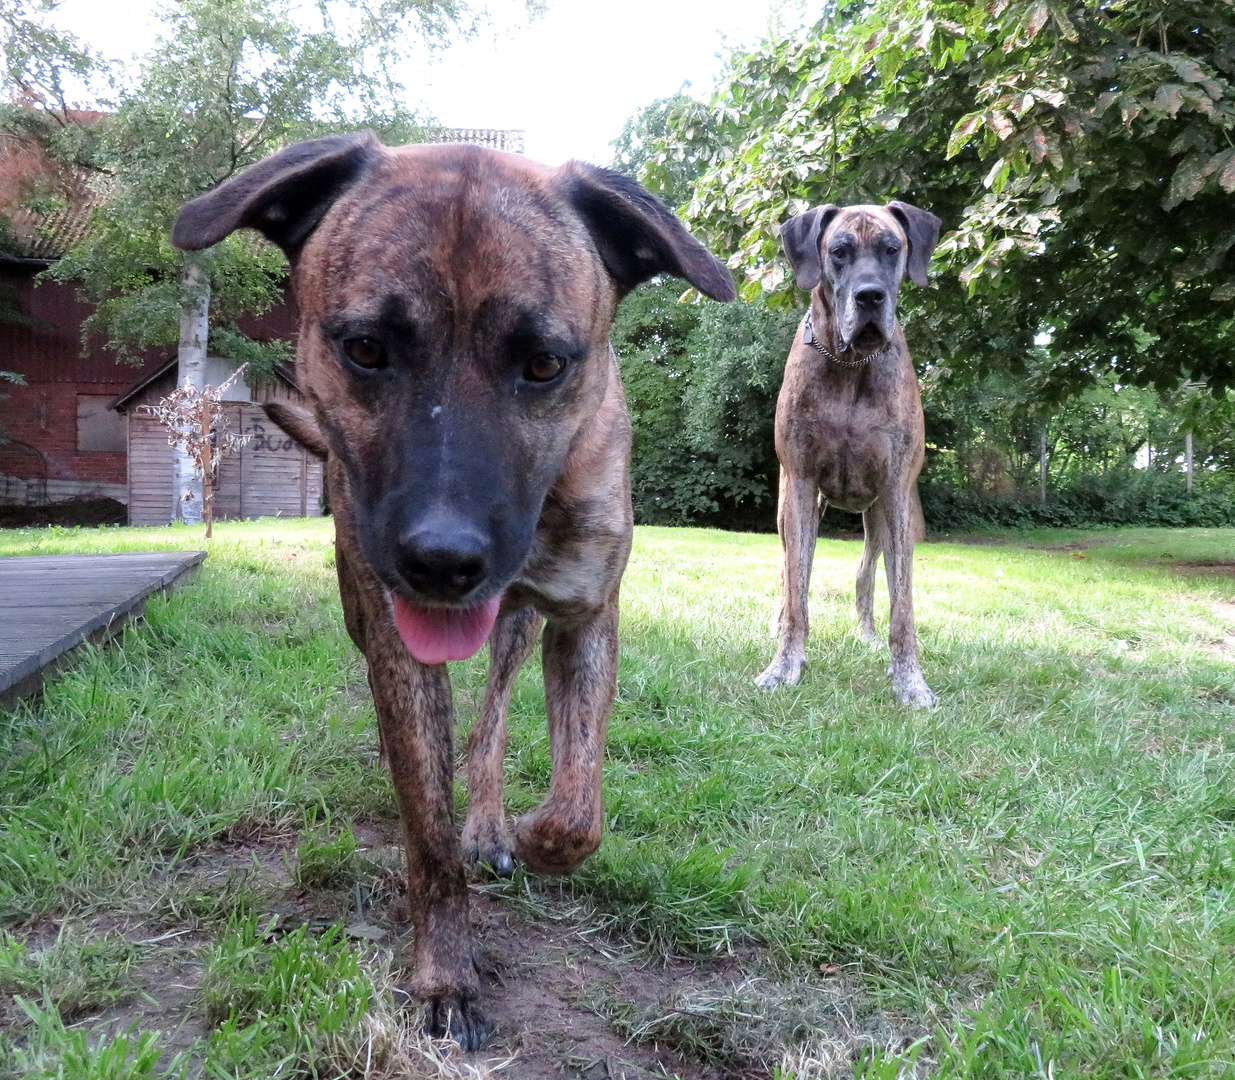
[985,156,1012,192]
[1153,83,1185,118]
[947,112,984,158]
[1212,278,1235,303]
[1166,153,1209,207]
[1204,148,1235,193]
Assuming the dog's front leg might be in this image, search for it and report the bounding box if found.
[857,500,888,646]
[756,468,820,690]
[364,628,486,1047]
[884,486,936,708]
[514,592,619,874]
[462,606,542,877]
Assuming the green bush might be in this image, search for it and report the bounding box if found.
[920,470,1235,531]
[613,281,795,531]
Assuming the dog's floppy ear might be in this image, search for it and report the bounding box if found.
[886,200,942,288]
[172,133,380,261]
[264,401,329,461]
[556,163,735,302]
[780,205,840,292]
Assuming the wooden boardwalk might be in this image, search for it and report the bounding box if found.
[0,550,206,706]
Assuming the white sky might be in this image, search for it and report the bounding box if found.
[49,0,791,166]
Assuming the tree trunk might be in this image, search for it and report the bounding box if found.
[1039,427,1048,502]
[175,257,210,525]
[1186,431,1193,493]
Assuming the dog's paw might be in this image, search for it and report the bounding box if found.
[424,994,490,1051]
[891,668,936,708]
[461,818,515,879]
[755,653,805,691]
[514,802,601,875]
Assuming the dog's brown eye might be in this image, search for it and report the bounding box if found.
[524,354,565,382]
[343,337,385,369]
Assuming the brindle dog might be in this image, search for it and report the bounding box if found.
[755,201,940,707]
[172,132,734,1047]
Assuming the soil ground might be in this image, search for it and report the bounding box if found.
[8,821,903,1079]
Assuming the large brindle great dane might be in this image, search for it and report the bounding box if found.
[172,133,734,1048]
[755,201,941,707]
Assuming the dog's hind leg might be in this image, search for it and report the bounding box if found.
[884,485,936,708]
[857,500,887,646]
[756,468,820,690]
[462,606,541,878]
[514,591,619,874]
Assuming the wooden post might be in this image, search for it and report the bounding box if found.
[200,396,214,539]
[1186,431,1193,493]
[1039,427,1048,502]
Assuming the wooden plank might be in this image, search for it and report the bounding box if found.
[127,417,175,526]
[214,403,243,520]
[0,550,206,705]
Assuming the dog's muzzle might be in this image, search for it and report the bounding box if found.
[839,281,896,353]
[388,511,504,665]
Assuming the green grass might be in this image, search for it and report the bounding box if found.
[0,925,141,1021]
[4,519,1235,1076]
[200,916,380,1078]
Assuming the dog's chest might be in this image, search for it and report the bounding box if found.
[781,362,908,511]
[507,495,632,619]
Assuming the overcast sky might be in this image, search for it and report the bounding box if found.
[49,0,790,166]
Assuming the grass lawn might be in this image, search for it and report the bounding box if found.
[2,520,1235,1078]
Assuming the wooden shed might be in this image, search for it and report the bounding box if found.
[112,359,323,526]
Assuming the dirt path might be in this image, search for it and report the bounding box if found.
[5,821,916,1079]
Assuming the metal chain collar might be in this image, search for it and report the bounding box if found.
[802,311,890,368]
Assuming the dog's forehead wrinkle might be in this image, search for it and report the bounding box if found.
[307,169,607,336]
[827,206,906,245]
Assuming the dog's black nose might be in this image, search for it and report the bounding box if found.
[396,516,490,600]
[855,285,886,308]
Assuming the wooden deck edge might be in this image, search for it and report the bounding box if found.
[0,550,207,707]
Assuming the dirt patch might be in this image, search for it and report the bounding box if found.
[1175,562,1235,577]
[470,893,724,1079]
[89,943,210,1066]
[2,827,915,1079]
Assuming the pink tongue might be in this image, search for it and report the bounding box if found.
[392,593,501,665]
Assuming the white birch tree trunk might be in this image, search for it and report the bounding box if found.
[175,257,210,525]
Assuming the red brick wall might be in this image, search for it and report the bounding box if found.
[0,268,157,488]
[0,265,299,494]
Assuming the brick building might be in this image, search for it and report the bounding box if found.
[0,124,524,524]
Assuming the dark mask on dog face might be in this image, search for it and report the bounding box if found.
[172,133,734,651]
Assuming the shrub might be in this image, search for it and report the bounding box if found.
[920,470,1235,532]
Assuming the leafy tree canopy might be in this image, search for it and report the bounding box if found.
[610,92,701,210]
[650,0,1235,400]
[3,0,470,369]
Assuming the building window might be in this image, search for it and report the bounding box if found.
[77,395,126,452]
